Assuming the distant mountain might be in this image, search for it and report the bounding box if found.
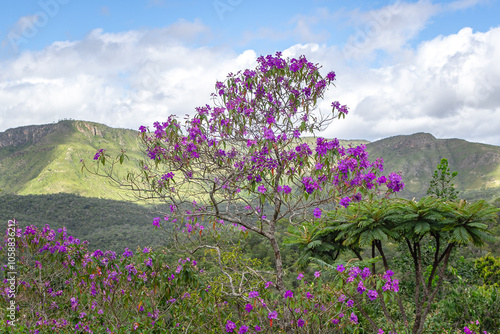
[365,132,500,201]
[1,120,499,202]
[0,120,143,201]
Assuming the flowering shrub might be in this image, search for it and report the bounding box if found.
[1,221,409,333]
[83,52,406,331]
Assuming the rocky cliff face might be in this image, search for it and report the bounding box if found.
[0,120,107,148]
[0,123,60,147]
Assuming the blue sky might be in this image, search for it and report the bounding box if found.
[1,0,499,145]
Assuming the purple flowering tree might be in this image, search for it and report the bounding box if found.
[87,52,404,331]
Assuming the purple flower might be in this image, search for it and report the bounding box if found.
[297,319,305,327]
[313,208,322,219]
[387,172,405,192]
[306,292,313,300]
[226,320,236,333]
[245,303,253,313]
[238,325,249,334]
[265,281,273,289]
[392,279,400,292]
[263,128,275,140]
[350,312,358,324]
[326,71,336,81]
[339,196,351,208]
[153,217,161,227]
[284,290,293,299]
[249,291,259,298]
[346,299,354,307]
[163,172,174,180]
[92,249,104,258]
[254,326,262,332]
[464,327,473,334]
[378,330,384,334]
[122,248,133,257]
[337,264,345,272]
[314,271,321,278]
[349,266,361,278]
[297,273,304,280]
[377,176,387,184]
[257,185,266,193]
[93,149,105,160]
[383,270,394,280]
[268,311,278,319]
[361,267,371,279]
[357,281,366,294]
[367,290,378,301]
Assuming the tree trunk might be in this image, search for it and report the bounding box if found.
[415,245,453,334]
[269,234,293,333]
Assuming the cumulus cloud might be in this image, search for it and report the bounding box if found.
[0,20,256,132]
[1,3,500,147]
[316,26,500,145]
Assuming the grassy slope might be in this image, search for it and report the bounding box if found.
[1,120,147,201]
[1,121,499,202]
[364,133,500,200]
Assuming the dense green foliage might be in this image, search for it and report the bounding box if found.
[284,195,500,333]
[0,193,170,252]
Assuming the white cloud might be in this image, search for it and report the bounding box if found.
[1,11,500,147]
[316,26,500,145]
[289,8,333,43]
[343,0,440,59]
[0,20,262,133]
[446,0,487,11]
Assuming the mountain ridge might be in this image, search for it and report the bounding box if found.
[1,120,499,202]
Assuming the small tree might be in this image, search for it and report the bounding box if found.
[290,195,499,333]
[85,52,404,331]
[427,158,459,201]
[391,197,497,334]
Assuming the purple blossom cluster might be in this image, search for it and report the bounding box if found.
[1,222,209,332]
[2,221,406,332]
[129,52,405,220]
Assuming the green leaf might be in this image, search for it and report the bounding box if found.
[414,222,430,235]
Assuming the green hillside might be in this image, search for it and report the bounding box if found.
[1,121,499,257]
[1,121,499,202]
[364,132,500,200]
[0,120,145,201]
